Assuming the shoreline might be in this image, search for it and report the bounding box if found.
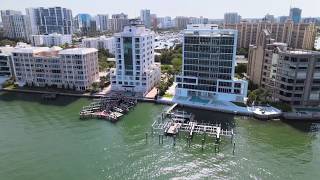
[1,88,319,121]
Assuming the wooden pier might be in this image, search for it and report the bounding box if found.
[151,109,234,151]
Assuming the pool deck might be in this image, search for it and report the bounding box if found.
[159,96,282,118]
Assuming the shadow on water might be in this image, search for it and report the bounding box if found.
[0,91,82,106]
[176,105,235,129]
[282,119,320,133]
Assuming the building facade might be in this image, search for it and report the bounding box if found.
[95,14,109,32]
[31,33,72,47]
[140,9,151,28]
[175,16,189,30]
[82,36,115,54]
[0,46,15,79]
[110,24,161,97]
[109,13,129,32]
[175,24,248,102]
[0,10,28,40]
[13,47,99,91]
[224,12,241,24]
[25,7,73,36]
[223,21,317,50]
[248,30,320,106]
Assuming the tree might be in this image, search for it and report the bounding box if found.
[171,57,182,74]
[235,63,247,77]
[91,82,100,92]
[237,48,249,58]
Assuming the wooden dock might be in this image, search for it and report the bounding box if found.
[152,111,233,139]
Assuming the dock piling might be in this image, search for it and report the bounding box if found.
[201,138,205,151]
[161,134,164,144]
[233,142,236,155]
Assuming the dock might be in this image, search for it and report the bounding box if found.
[152,108,234,140]
[79,95,137,122]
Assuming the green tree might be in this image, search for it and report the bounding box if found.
[171,57,182,74]
[235,63,247,77]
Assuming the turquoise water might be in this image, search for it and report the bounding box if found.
[0,92,319,179]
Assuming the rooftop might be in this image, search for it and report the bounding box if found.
[59,48,97,55]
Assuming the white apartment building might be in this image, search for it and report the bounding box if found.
[0,43,32,81]
[82,36,115,54]
[0,46,15,87]
[175,24,248,102]
[31,33,72,47]
[13,47,99,91]
[110,24,161,97]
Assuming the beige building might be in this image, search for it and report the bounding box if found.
[13,47,99,91]
[223,21,316,50]
[248,30,320,106]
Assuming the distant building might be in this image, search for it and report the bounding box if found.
[189,16,209,24]
[289,8,302,23]
[150,14,158,30]
[224,12,241,24]
[262,14,275,23]
[0,10,28,40]
[175,16,189,30]
[25,7,73,36]
[110,23,161,97]
[13,47,99,91]
[82,36,115,54]
[140,9,151,28]
[175,24,248,102]
[31,33,72,47]
[108,13,129,32]
[278,16,289,23]
[157,16,175,29]
[74,13,96,35]
[95,14,109,32]
[223,21,316,50]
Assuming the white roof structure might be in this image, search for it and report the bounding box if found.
[59,48,97,55]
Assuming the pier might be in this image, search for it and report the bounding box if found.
[79,95,137,122]
[151,103,234,151]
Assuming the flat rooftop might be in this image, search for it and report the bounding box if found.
[59,48,97,55]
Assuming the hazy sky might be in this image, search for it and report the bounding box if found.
[1,0,319,19]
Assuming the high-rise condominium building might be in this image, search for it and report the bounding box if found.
[175,16,190,30]
[95,14,109,32]
[175,24,248,102]
[31,33,72,47]
[82,36,115,54]
[0,10,28,40]
[289,8,302,24]
[223,21,316,50]
[25,7,73,36]
[74,13,96,35]
[110,23,161,97]
[248,30,320,106]
[108,13,129,32]
[224,13,241,24]
[12,46,99,91]
[140,9,151,28]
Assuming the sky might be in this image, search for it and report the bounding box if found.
[1,0,319,19]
